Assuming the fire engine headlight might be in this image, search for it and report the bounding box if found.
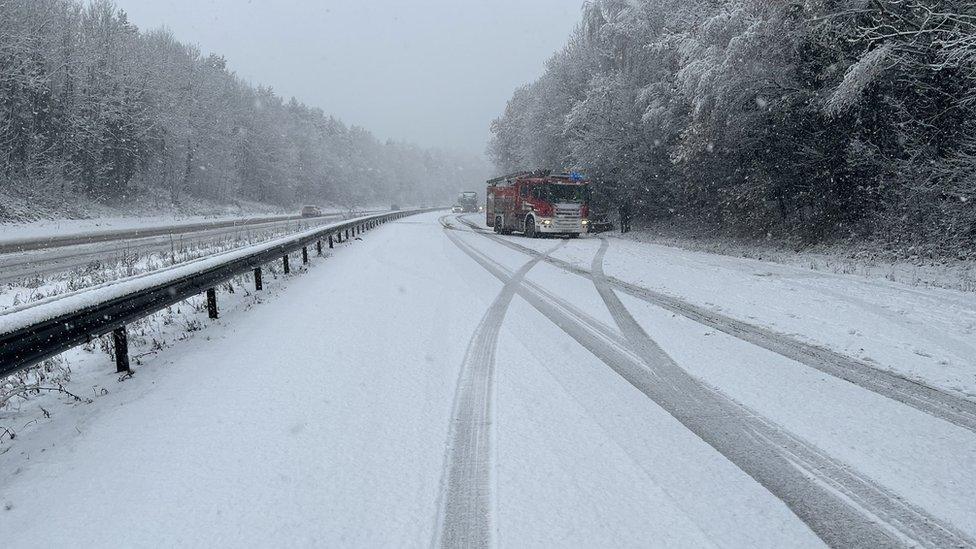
[543,219,552,225]
[581,219,590,225]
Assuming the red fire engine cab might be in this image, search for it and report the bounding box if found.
[486,170,591,238]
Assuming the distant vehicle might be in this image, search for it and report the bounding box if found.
[487,170,591,238]
[300,205,322,217]
[458,191,479,213]
[452,204,464,213]
[391,204,401,211]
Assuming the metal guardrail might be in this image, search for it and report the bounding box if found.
[0,209,435,377]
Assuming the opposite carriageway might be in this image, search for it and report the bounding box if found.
[0,210,388,285]
[0,209,386,255]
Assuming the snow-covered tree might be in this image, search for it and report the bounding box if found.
[0,0,488,215]
[489,0,976,254]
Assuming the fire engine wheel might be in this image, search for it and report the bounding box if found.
[525,216,538,239]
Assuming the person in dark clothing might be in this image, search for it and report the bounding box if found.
[618,204,632,234]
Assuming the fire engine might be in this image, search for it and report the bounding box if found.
[486,170,591,238]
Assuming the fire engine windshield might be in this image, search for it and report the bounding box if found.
[540,184,589,203]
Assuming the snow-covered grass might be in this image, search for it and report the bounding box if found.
[625,227,976,293]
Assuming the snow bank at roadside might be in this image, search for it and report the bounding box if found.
[624,229,976,293]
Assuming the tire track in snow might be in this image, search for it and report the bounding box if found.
[434,220,563,548]
[452,215,976,434]
[590,238,664,358]
[444,226,975,549]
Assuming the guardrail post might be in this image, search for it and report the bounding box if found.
[207,288,218,319]
[345,228,349,240]
[283,254,290,274]
[254,267,263,291]
[113,326,131,373]
[329,234,334,248]
[316,240,323,256]
[302,246,309,265]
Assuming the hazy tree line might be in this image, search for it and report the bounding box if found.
[489,0,976,253]
[0,0,485,214]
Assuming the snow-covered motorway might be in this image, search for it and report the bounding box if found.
[2,211,975,547]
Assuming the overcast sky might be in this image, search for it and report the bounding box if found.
[112,0,586,157]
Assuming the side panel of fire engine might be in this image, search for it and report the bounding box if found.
[487,185,516,234]
[515,182,531,234]
[486,189,495,227]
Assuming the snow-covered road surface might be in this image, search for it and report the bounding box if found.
[452,216,976,430]
[435,240,563,548]
[1,212,974,547]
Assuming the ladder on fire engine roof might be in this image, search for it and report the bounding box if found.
[487,169,551,186]
[486,170,585,187]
